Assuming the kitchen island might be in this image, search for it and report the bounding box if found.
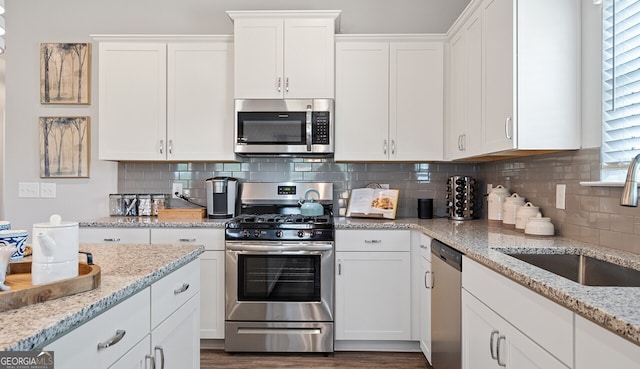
[0,242,204,351]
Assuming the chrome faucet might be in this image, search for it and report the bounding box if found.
[620,153,640,207]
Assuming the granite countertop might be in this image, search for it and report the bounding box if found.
[80,215,640,346]
[0,243,204,351]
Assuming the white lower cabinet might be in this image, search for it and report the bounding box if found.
[462,257,572,369]
[44,260,200,369]
[150,228,225,340]
[575,314,640,369]
[417,234,432,361]
[335,230,411,341]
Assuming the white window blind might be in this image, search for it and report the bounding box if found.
[601,0,640,181]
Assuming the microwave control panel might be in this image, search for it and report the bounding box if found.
[312,112,330,144]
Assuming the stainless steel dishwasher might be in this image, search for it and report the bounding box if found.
[430,239,463,369]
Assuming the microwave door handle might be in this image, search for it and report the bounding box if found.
[306,105,312,151]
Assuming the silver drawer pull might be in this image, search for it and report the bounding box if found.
[179,238,196,242]
[364,240,382,244]
[174,283,189,295]
[145,354,155,369]
[103,238,120,242]
[97,329,126,350]
[155,346,165,369]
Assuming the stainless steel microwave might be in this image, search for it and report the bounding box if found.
[234,99,334,156]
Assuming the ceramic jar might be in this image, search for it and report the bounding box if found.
[32,214,79,285]
[487,185,510,224]
[525,213,555,236]
[502,193,525,228]
[515,202,541,232]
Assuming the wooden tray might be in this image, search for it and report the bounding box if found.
[157,208,206,220]
[0,261,101,312]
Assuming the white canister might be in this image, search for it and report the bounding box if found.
[502,193,525,228]
[515,202,541,232]
[487,185,510,224]
[525,213,555,236]
[31,214,79,285]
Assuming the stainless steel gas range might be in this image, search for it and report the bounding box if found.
[224,182,335,353]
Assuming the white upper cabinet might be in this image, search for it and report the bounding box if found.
[335,36,444,161]
[229,11,339,99]
[97,37,235,161]
[446,0,580,160]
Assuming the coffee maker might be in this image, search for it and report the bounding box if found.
[206,177,238,219]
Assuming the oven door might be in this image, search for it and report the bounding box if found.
[225,241,334,322]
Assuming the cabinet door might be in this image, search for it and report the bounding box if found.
[199,250,225,339]
[108,335,151,369]
[151,294,200,369]
[462,290,501,369]
[481,0,514,154]
[419,255,432,361]
[79,228,150,244]
[334,41,389,161]
[283,18,335,98]
[575,314,640,369]
[167,42,235,161]
[335,251,411,340]
[233,18,283,99]
[98,42,167,160]
[389,41,443,161]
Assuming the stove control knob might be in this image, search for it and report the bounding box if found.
[254,230,262,237]
[242,230,250,238]
[275,230,283,238]
[297,230,305,238]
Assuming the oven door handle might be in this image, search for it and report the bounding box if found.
[226,244,333,252]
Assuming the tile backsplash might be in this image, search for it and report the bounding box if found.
[118,147,640,255]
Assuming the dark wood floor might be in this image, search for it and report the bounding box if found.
[201,349,433,369]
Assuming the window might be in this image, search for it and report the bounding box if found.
[601,0,640,181]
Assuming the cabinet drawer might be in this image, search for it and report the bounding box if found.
[462,257,573,367]
[45,288,151,369]
[151,260,201,329]
[336,230,410,252]
[79,228,150,244]
[150,228,224,251]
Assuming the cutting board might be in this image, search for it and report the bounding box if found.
[157,208,206,220]
[0,261,101,312]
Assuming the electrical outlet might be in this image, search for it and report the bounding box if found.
[556,184,566,209]
[172,183,183,199]
[40,183,57,198]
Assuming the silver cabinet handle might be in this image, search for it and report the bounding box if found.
[419,243,428,249]
[383,139,388,155]
[145,354,155,369]
[505,117,513,139]
[306,104,313,152]
[338,260,342,275]
[154,346,165,369]
[174,283,189,295]
[496,335,507,367]
[168,139,173,155]
[103,238,120,242]
[364,239,382,244]
[178,238,196,242]
[424,271,431,289]
[97,329,126,350]
[490,330,499,360]
[391,139,396,155]
[277,77,282,92]
[457,134,463,151]
[159,139,164,155]
[462,134,466,150]
[285,77,289,93]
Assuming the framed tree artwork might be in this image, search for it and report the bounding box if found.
[40,43,91,104]
[39,116,90,178]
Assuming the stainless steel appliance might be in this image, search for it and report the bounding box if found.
[446,175,476,220]
[225,182,335,353]
[431,238,463,369]
[234,99,334,156]
[206,177,238,219]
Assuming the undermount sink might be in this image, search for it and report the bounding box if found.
[504,252,640,287]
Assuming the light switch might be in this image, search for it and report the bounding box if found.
[18,182,40,198]
[40,183,56,198]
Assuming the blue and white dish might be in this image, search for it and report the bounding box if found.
[0,230,28,261]
[0,221,11,231]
